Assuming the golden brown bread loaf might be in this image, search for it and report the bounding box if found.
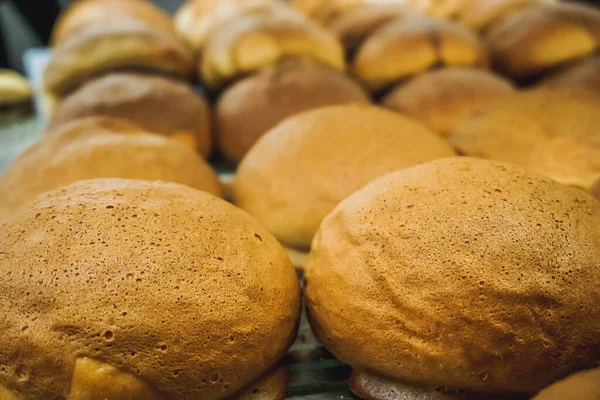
[0,117,221,218]
[305,157,600,398]
[200,9,345,89]
[216,60,370,164]
[353,15,488,91]
[0,178,301,399]
[174,0,281,52]
[448,88,600,189]
[540,55,600,95]
[43,19,194,101]
[532,368,600,400]
[455,0,556,33]
[383,68,515,136]
[486,2,600,79]
[233,104,455,250]
[327,3,412,52]
[47,73,212,157]
[51,0,175,46]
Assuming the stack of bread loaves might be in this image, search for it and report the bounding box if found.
[43,0,213,157]
[298,0,516,137]
[175,0,370,164]
[2,1,600,399]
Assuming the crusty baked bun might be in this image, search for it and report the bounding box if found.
[532,368,600,400]
[200,9,345,89]
[455,0,555,32]
[216,60,370,164]
[47,73,212,157]
[51,0,175,46]
[0,178,300,399]
[0,69,32,105]
[233,104,455,250]
[383,68,515,136]
[0,117,221,218]
[486,2,600,79]
[353,15,488,91]
[174,0,280,52]
[328,3,412,52]
[448,88,600,189]
[540,55,600,95]
[43,19,194,101]
[305,157,600,399]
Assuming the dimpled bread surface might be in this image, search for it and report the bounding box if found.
[0,117,221,219]
[0,178,301,399]
[305,157,600,396]
[233,104,455,250]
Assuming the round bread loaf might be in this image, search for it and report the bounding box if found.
[200,9,345,89]
[43,19,194,101]
[48,73,212,157]
[51,0,175,46]
[448,88,600,189]
[233,104,455,250]
[305,157,600,398]
[383,68,515,136]
[327,3,411,52]
[540,55,600,95]
[486,2,600,79]
[353,15,488,91]
[532,368,600,400]
[455,0,555,32]
[0,178,301,399]
[216,60,370,164]
[174,0,280,52]
[0,117,221,218]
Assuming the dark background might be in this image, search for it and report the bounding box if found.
[0,0,186,72]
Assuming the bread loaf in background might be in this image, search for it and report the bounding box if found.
[0,117,221,218]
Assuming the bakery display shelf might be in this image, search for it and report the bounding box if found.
[0,118,357,399]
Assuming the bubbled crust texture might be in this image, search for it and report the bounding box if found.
[448,89,600,189]
[233,104,455,250]
[532,368,600,400]
[305,157,600,395]
[353,16,488,91]
[216,61,370,163]
[0,117,222,218]
[48,73,212,157]
[51,0,175,46]
[0,179,301,400]
[383,68,515,136]
[486,3,600,78]
[43,20,193,97]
